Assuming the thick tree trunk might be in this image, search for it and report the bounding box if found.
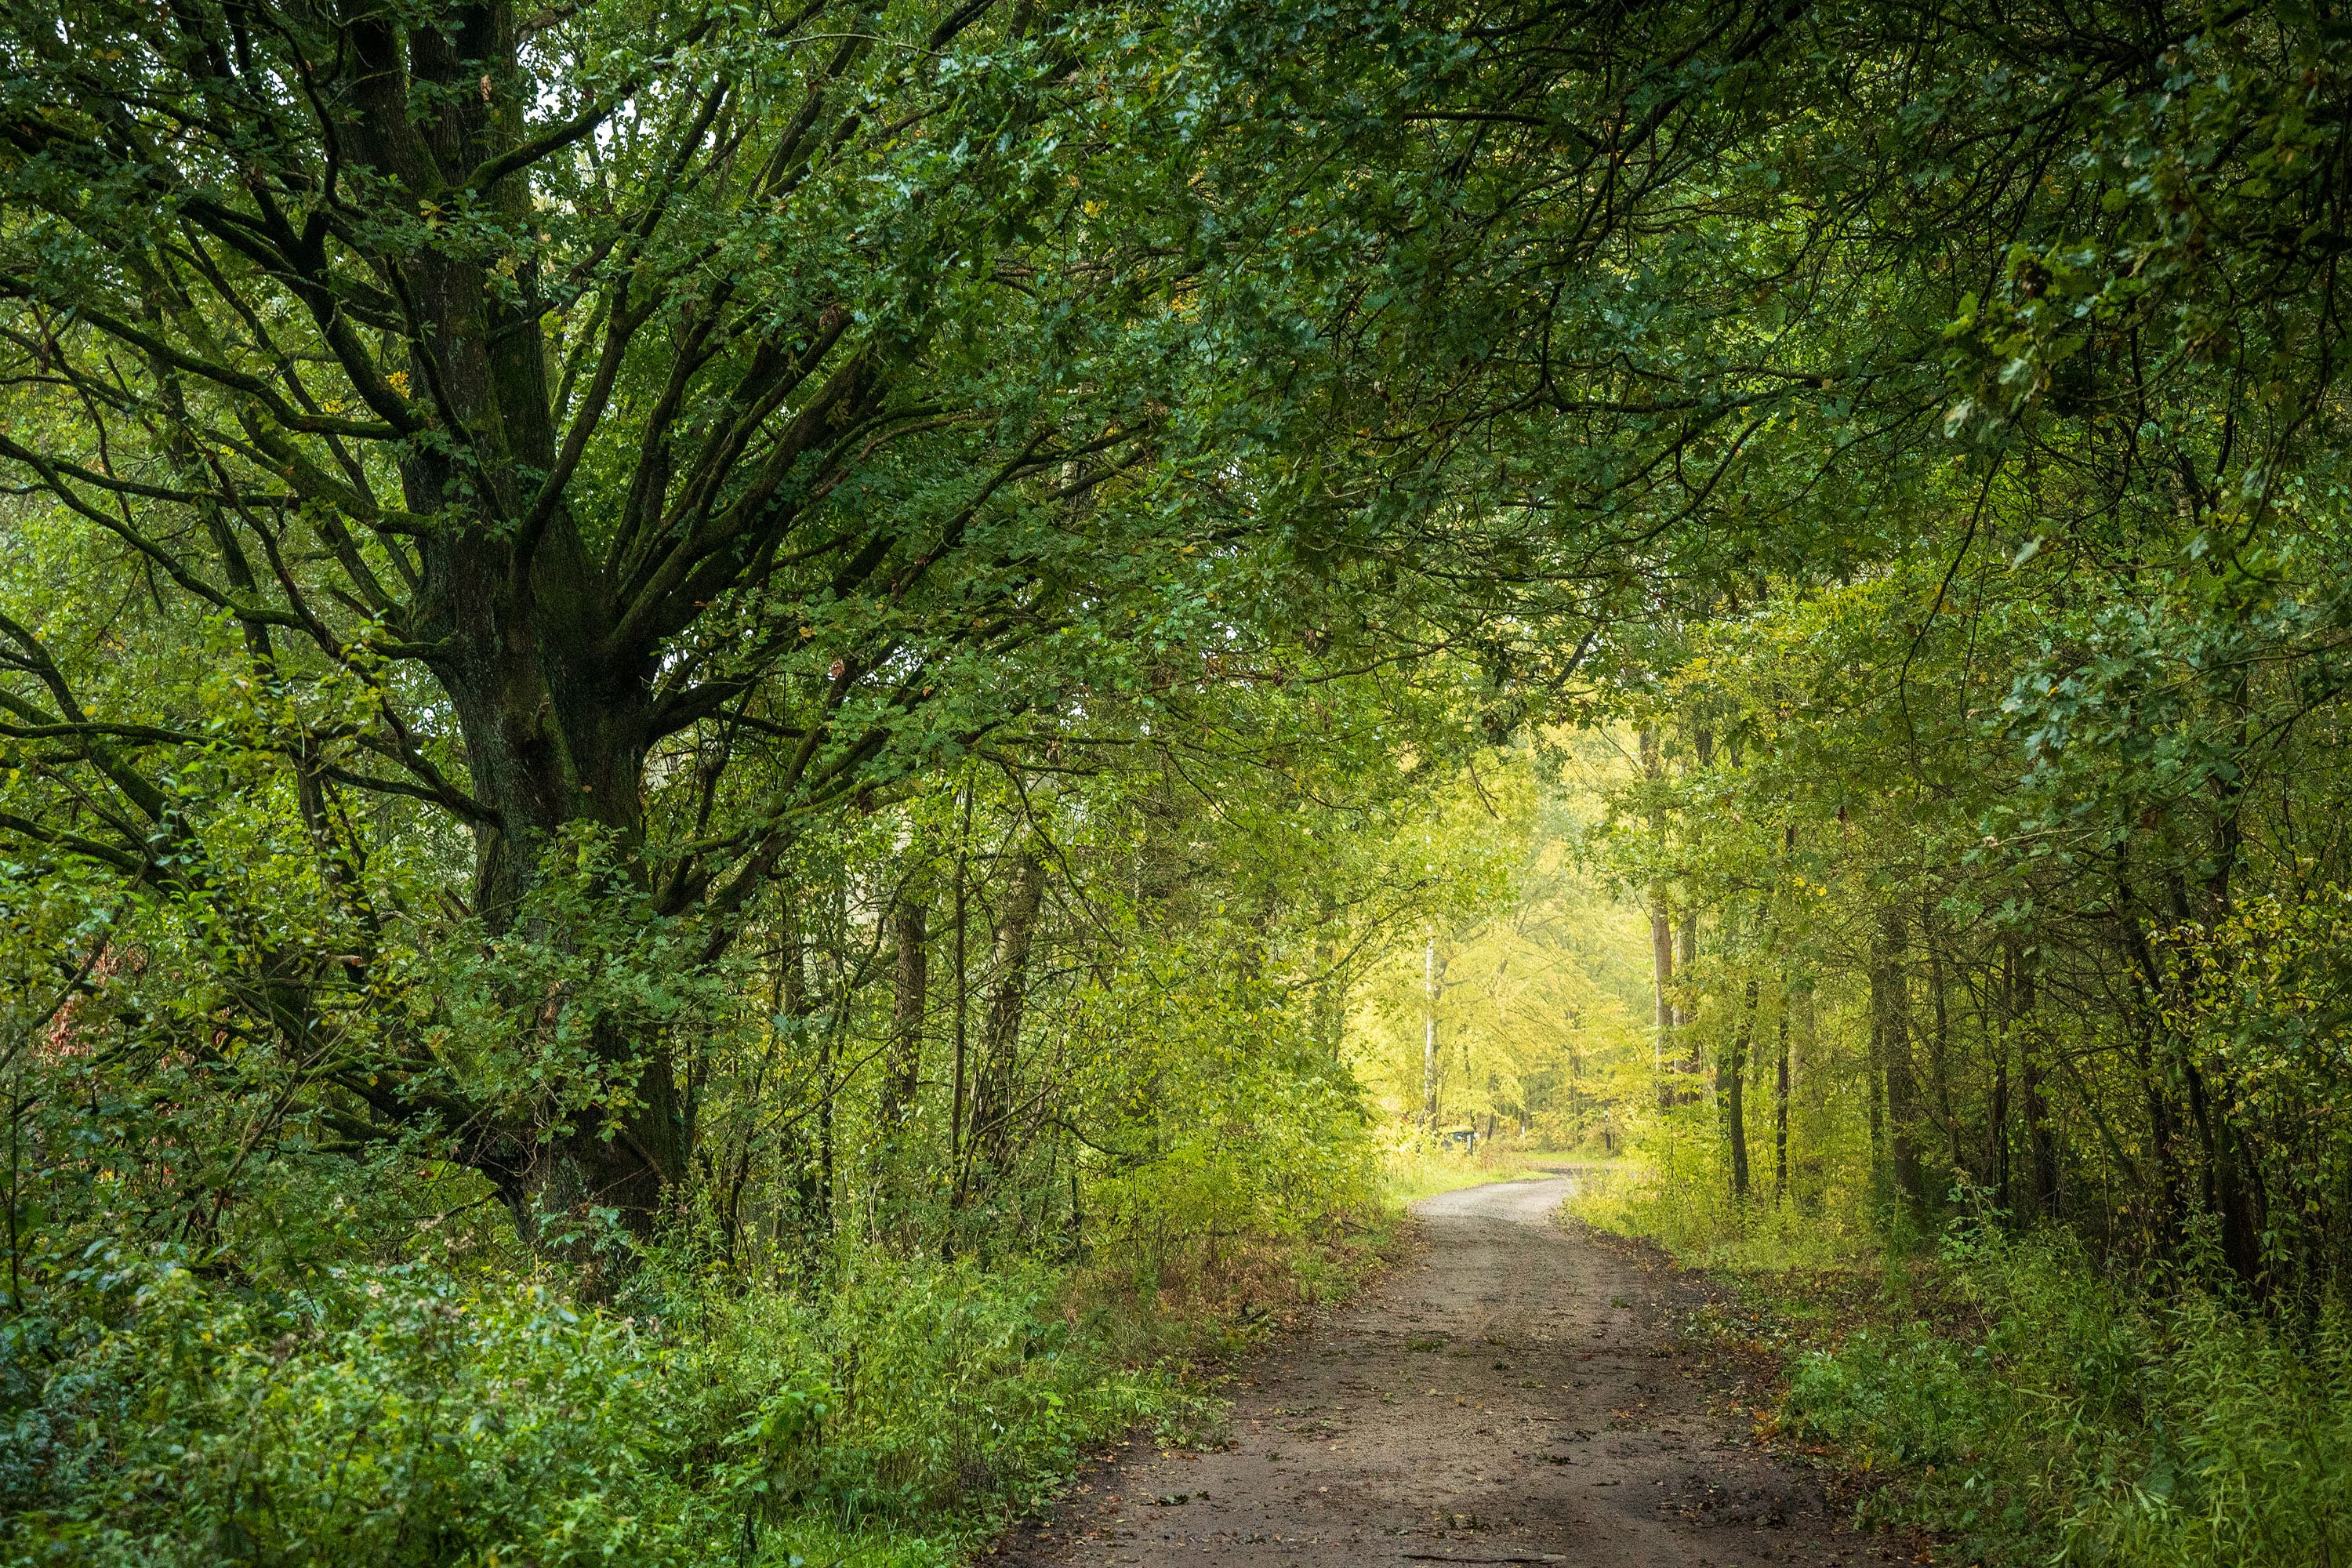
[475,701,686,1267]
[424,365,693,1260]
[6,0,1080,1283]
[354,1,866,1266]
[387,47,684,1255]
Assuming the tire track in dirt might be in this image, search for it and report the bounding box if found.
[995,1176,1909,1568]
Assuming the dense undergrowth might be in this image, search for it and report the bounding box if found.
[0,1213,1403,1568]
[1577,1167,2352,1568]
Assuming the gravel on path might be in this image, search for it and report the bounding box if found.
[991,1175,1907,1568]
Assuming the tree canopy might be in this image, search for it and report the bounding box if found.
[7,0,2352,1560]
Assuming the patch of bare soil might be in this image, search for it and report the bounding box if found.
[992,1177,1914,1568]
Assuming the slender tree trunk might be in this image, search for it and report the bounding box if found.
[1926,910,1962,1178]
[2193,681,2257,1282]
[967,851,1047,1199]
[2023,1046,2059,1221]
[816,878,848,1238]
[1991,1033,2013,1218]
[1423,937,1447,1126]
[1649,898,1675,1109]
[1721,974,1756,1199]
[2011,944,2060,1222]
[1866,991,1886,1171]
[1993,938,2017,1219]
[816,1029,835,1236]
[1676,908,1701,1083]
[2176,728,2265,1290]
[1773,997,1791,1203]
[878,887,929,1131]
[1875,908,1923,1213]
[1768,828,1795,1205]
[1791,983,1822,1207]
[1678,726,1711,1086]
[2117,848,2187,1250]
[870,880,928,1234]
[775,895,830,1277]
[2183,1058,2266,1294]
[949,784,972,1190]
[1312,887,1345,1062]
[1639,726,1678,1110]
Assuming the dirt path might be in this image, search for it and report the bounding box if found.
[998,1177,1899,1568]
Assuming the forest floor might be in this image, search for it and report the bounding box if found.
[993,1175,1913,1568]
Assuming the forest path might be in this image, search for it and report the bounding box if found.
[996,1176,1896,1568]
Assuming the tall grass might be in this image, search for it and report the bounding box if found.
[1571,1157,2352,1566]
[1568,1157,1876,1273]
[1777,1229,2352,1567]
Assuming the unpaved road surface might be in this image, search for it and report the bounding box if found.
[998,1177,1900,1568]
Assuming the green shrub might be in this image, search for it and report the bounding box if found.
[1778,1229,2352,1566]
[0,1245,1200,1568]
[687,1253,1196,1532]
[1,1253,710,1567]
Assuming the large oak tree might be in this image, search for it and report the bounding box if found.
[0,0,1240,1247]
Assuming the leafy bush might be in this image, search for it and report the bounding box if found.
[0,1245,1200,1568]
[1777,1229,2352,1566]
[1,1253,710,1567]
